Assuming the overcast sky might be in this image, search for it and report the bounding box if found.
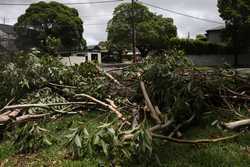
[0,0,224,45]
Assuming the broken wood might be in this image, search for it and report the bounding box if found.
[152,133,241,144]
[169,114,196,137]
[91,62,123,87]
[106,99,118,109]
[222,97,246,118]
[0,109,22,124]
[140,81,161,124]
[150,119,174,132]
[15,114,50,123]
[2,102,95,111]
[223,119,250,130]
[154,106,163,119]
[75,93,128,123]
[48,82,78,89]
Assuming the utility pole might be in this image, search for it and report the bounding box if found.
[131,0,136,63]
[3,17,6,24]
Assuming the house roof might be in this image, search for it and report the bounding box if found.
[87,45,101,51]
[0,24,15,35]
[206,25,225,32]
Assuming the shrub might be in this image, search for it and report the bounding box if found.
[167,38,232,55]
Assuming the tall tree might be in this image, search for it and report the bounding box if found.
[14,1,86,52]
[196,34,207,41]
[218,0,250,66]
[107,2,177,57]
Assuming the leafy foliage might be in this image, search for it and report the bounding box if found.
[218,0,250,56]
[1,48,250,166]
[14,123,52,153]
[196,34,208,41]
[167,38,232,55]
[107,2,177,56]
[65,121,153,165]
[65,127,90,159]
[128,50,241,123]
[0,52,109,108]
[14,1,86,52]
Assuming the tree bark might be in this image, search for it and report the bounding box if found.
[223,119,250,130]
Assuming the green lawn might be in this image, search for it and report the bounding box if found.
[1,111,250,167]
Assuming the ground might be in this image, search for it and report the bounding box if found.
[1,110,250,167]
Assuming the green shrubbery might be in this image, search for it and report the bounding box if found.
[0,51,108,107]
[167,38,232,55]
[135,50,240,123]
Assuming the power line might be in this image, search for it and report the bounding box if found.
[139,1,224,25]
[1,15,112,20]
[0,0,123,6]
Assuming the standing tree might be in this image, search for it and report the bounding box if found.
[107,2,177,57]
[218,0,250,66]
[196,34,207,41]
[14,1,86,53]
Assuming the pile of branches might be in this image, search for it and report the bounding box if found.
[1,50,250,165]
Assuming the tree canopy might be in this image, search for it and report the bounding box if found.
[218,0,250,64]
[14,1,86,52]
[107,2,177,56]
[196,34,207,41]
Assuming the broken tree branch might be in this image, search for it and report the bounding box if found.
[222,119,250,130]
[0,109,22,124]
[1,102,95,111]
[154,106,163,119]
[106,99,118,109]
[222,97,246,118]
[48,82,78,89]
[140,81,161,124]
[75,93,128,123]
[91,62,123,87]
[152,133,241,144]
[150,119,174,132]
[0,97,15,113]
[15,113,50,123]
[169,114,196,137]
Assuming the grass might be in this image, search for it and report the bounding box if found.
[1,110,250,167]
[154,127,250,167]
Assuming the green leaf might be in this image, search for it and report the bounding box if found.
[101,140,108,156]
[93,135,100,145]
[74,135,82,148]
[43,137,52,146]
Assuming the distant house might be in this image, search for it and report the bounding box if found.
[126,48,141,57]
[0,24,17,54]
[85,45,102,63]
[206,25,225,44]
[122,48,141,62]
[61,45,102,66]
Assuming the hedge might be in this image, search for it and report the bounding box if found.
[166,38,232,55]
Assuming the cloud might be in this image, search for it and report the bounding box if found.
[0,0,224,45]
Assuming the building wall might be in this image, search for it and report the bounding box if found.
[60,56,86,66]
[0,30,17,53]
[207,31,223,44]
[187,54,250,66]
[60,52,102,66]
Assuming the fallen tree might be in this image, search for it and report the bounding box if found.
[1,50,250,165]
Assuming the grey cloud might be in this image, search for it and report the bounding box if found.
[0,0,224,45]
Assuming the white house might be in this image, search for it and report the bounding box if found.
[60,45,102,66]
[85,45,102,63]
